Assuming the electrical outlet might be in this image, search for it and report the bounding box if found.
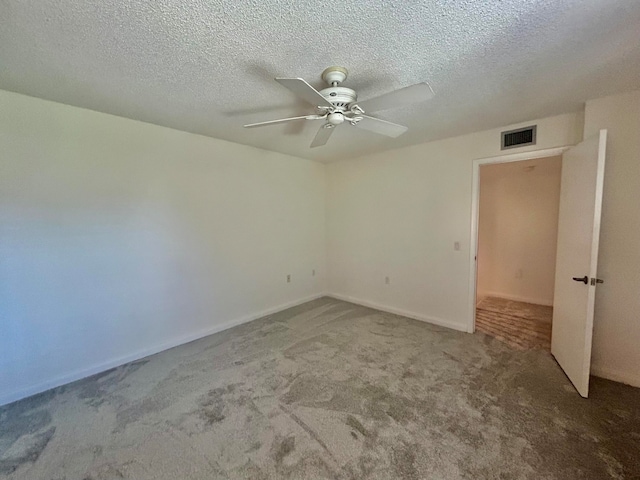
[312,269,316,276]
[385,276,390,285]
[287,274,291,283]
[454,241,460,251]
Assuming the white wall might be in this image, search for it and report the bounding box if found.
[477,156,562,306]
[3,87,637,406]
[326,113,583,330]
[0,90,326,405]
[584,90,640,387]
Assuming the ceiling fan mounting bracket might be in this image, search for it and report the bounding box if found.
[321,66,348,86]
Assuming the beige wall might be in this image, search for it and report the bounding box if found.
[477,156,562,306]
[0,90,326,405]
[584,90,640,387]
[326,113,583,330]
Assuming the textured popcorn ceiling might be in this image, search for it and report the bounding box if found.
[1,1,640,162]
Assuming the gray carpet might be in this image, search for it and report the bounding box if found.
[1,297,639,479]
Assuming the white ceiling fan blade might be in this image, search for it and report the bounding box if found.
[310,125,335,148]
[275,78,334,108]
[353,115,408,138]
[356,82,434,113]
[244,115,324,128]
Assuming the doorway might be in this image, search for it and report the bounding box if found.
[466,146,570,335]
[468,134,607,397]
[475,155,562,350]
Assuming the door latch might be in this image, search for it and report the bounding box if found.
[590,278,604,286]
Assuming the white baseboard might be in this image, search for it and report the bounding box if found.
[591,365,640,388]
[480,291,553,307]
[326,292,467,332]
[0,293,325,407]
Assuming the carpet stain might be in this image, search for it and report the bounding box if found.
[0,427,56,475]
[273,436,295,464]
[114,396,168,432]
[197,385,242,426]
[0,409,52,447]
[0,392,56,476]
[346,415,367,437]
[74,359,150,409]
[201,407,225,425]
[282,374,427,424]
[82,463,127,480]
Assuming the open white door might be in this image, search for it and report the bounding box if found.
[551,129,607,398]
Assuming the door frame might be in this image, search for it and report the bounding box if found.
[467,146,572,333]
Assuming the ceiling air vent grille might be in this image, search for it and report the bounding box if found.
[501,125,537,150]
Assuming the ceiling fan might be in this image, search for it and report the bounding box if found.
[243,66,434,148]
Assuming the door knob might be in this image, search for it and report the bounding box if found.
[572,276,588,284]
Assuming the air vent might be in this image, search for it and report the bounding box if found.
[501,125,537,150]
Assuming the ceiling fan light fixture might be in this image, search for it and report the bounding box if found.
[327,112,345,126]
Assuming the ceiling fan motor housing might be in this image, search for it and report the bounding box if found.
[319,87,357,111]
